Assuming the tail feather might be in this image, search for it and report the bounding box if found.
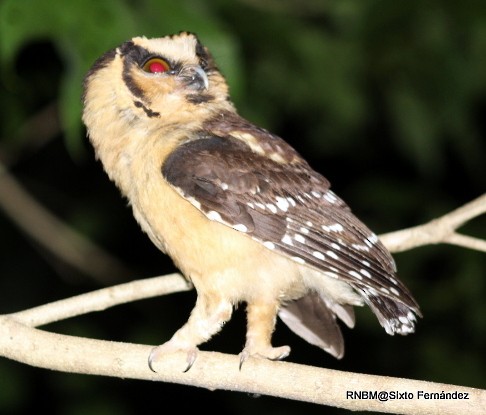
[362,291,421,335]
[278,293,355,359]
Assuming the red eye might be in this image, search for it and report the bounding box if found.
[142,58,170,73]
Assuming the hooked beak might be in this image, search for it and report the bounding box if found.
[177,65,209,91]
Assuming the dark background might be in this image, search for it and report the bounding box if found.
[0,0,485,414]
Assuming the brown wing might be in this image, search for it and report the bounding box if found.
[162,130,420,334]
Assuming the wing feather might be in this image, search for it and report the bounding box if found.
[162,128,421,333]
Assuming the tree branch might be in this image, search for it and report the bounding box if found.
[8,273,191,327]
[1,195,485,414]
[379,193,486,253]
[1,273,484,415]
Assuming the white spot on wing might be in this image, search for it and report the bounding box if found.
[328,223,344,232]
[349,270,363,280]
[220,183,229,190]
[360,269,372,278]
[233,224,248,232]
[312,251,325,260]
[287,197,296,207]
[299,227,310,235]
[275,196,290,212]
[368,233,379,244]
[311,191,321,198]
[390,287,400,296]
[263,241,276,250]
[353,243,370,252]
[207,211,222,221]
[266,203,278,213]
[282,234,293,246]
[291,256,306,265]
[305,221,313,227]
[331,243,341,250]
[326,250,339,260]
[294,234,306,243]
[190,199,202,209]
[323,191,338,203]
[325,272,339,279]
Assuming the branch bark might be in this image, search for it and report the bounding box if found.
[1,195,485,414]
[380,193,486,253]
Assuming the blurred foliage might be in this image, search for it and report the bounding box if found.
[0,0,484,414]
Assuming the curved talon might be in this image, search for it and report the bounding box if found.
[273,345,291,361]
[148,358,157,373]
[238,345,291,370]
[183,348,198,372]
[148,346,161,373]
[238,350,249,370]
[148,344,199,373]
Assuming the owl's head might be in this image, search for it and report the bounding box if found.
[83,32,234,134]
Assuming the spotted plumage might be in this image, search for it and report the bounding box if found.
[82,32,421,371]
[163,116,419,337]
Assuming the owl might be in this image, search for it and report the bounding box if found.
[82,32,420,371]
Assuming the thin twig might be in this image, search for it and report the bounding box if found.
[0,102,60,167]
[0,163,130,284]
[380,193,486,253]
[443,233,486,252]
[9,273,191,327]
